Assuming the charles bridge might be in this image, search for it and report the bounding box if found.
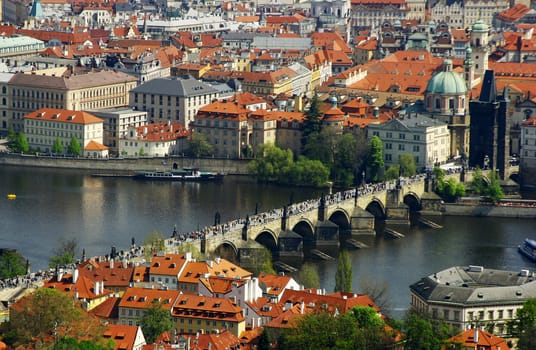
[165,166,519,264]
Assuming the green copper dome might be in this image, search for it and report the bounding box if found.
[472,20,488,32]
[425,60,467,95]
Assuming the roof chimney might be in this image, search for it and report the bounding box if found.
[474,328,479,344]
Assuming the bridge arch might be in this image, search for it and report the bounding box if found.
[403,192,422,211]
[213,240,239,262]
[365,198,386,219]
[328,209,351,230]
[292,219,315,244]
[253,229,279,252]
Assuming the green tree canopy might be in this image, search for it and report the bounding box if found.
[399,153,417,177]
[49,238,78,269]
[507,298,536,350]
[54,337,115,350]
[366,135,384,183]
[140,302,174,344]
[334,250,352,292]
[68,137,82,156]
[469,167,503,202]
[187,132,213,158]
[144,230,165,259]
[403,310,454,350]
[13,132,29,153]
[248,145,329,187]
[301,94,322,148]
[384,165,400,181]
[332,133,367,188]
[7,126,16,142]
[2,288,106,347]
[297,263,320,289]
[0,249,27,279]
[52,137,64,154]
[436,177,466,202]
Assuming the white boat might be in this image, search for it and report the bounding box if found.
[134,168,224,182]
[518,238,536,262]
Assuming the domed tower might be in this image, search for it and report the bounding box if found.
[425,59,470,158]
[464,47,474,94]
[471,20,489,76]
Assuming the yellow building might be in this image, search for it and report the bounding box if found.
[8,68,137,131]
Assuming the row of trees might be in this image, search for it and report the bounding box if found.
[7,126,82,156]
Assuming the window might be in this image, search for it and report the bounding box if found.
[413,145,419,152]
[385,154,392,161]
[398,144,405,151]
[414,135,420,141]
[399,133,405,139]
[386,132,392,138]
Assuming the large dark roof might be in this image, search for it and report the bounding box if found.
[131,76,218,97]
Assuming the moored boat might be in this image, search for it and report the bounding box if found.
[518,238,536,262]
[134,168,224,182]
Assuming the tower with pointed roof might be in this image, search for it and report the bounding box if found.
[469,70,510,179]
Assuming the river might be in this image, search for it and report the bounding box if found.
[1,165,534,319]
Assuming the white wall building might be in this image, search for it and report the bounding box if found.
[367,115,450,170]
[119,121,189,157]
[410,265,536,336]
[23,108,105,154]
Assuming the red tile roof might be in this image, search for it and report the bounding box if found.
[24,108,103,125]
[149,253,189,277]
[172,294,244,322]
[119,287,180,311]
[78,259,134,288]
[445,328,510,350]
[496,3,530,23]
[103,324,142,350]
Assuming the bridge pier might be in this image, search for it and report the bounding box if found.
[350,207,375,235]
[385,188,410,225]
[315,221,340,247]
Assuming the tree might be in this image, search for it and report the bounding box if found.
[332,133,367,188]
[359,274,391,313]
[68,137,82,156]
[469,167,486,195]
[187,132,213,158]
[247,144,294,183]
[507,298,536,350]
[139,302,173,344]
[0,249,27,279]
[296,263,320,289]
[384,165,400,181]
[2,288,106,347]
[436,177,466,202]
[303,128,338,167]
[486,170,504,203]
[52,137,64,154]
[301,94,322,149]
[243,247,276,276]
[334,250,352,292]
[54,337,115,350]
[139,147,146,156]
[399,153,417,177]
[7,125,16,142]
[258,328,272,350]
[366,135,384,182]
[13,132,29,153]
[403,310,453,350]
[49,238,78,268]
[144,230,165,259]
[175,242,203,261]
[287,157,330,187]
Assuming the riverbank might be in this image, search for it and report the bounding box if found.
[0,152,250,175]
[442,201,536,218]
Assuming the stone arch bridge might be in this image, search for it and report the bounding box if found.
[195,176,431,258]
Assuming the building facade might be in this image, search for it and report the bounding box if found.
[367,115,450,170]
[129,76,219,128]
[9,69,137,132]
[23,108,105,154]
[410,265,536,336]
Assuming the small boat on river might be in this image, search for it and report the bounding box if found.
[134,168,224,182]
[518,238,536,262]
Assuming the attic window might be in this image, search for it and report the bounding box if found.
[37,112,45,117]
[139,296,146,302]
[116,332,125,339]
[180,299,187,305]
[128,296,135,301]
[214,303,221,308]
[52,113,60,119]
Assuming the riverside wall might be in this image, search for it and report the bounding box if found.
[442,203,536,218]
[0,153,250,175]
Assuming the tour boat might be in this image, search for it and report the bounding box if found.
[7,194,16,200]
[518,238,536,262]
[134,168,224,182]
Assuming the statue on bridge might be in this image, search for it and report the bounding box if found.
[214,212,221,226]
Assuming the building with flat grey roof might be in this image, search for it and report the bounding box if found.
[88,108,148,156]
[129,75,219,128]
[410,265,536,336]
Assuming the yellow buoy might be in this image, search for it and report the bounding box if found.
[7,194,16,200]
